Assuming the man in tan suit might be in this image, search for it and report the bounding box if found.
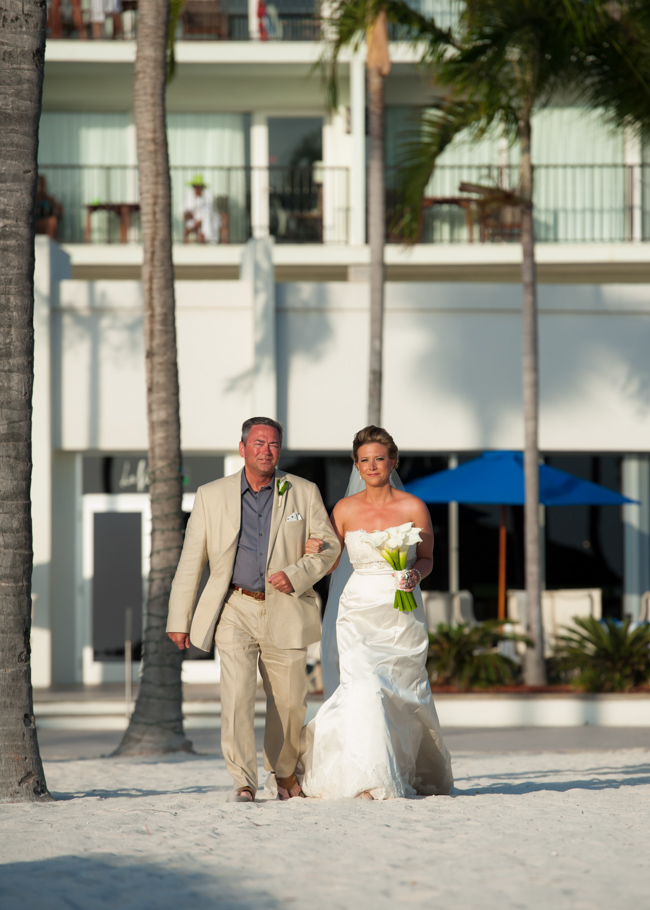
[167,417,340,801]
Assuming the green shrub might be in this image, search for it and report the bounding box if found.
[553,617,650,693]
[427,620,530,691]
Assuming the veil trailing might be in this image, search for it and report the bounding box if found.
[320,466,405,700]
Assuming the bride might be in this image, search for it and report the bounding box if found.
[297,425,453,800]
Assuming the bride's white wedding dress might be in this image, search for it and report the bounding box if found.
[298,531,453,800]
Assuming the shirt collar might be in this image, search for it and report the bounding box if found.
[241,469,272,494]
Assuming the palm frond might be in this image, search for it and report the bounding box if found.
[319,0,455,110]
[166,0,186,84]
[391,100,485,243]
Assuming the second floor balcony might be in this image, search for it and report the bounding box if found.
[46,0,460,42]
[37,162,650,247]
[46,0,324,42]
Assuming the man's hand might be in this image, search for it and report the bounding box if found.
[168,632,190,650]
[268,571,294,594]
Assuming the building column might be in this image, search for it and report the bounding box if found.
[250,113,269,239]
[240,238,277,420]
[33,238,72,687]
[350,50,366,247]
[247,0,260,39]
[448,455,459,593]
[623,455,650,621]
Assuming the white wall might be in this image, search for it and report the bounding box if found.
[54,277,650,455]
[56,279,253,451]
[278,281,650,453]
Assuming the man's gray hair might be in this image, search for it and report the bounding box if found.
[241,417,284,446]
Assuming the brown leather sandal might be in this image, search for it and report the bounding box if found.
[276,773,306,800]
[229,786,255,802]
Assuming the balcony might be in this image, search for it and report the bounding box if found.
[46,0,322,41]
[38,164,350,245]
[386,164,650,244]
[38,162,650,249]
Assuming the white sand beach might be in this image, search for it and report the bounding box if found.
[1,745,649,910]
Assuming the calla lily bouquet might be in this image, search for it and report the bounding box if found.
[359,522,423,612]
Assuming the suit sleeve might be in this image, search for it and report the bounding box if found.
[283,483,341,598]
[166,487,209,634]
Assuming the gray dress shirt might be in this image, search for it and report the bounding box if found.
[230,470,274,592]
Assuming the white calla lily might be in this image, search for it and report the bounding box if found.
[358,523,422,613]
[403,526,423,546]
[359,529,389,549]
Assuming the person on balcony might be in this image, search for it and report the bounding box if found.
[34,176,63,241]
[90,0,124,39]
[47,0,87,39]
[183,175,221,244]
[257,0,282,40]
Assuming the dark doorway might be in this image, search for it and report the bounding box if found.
[93,512,142,661]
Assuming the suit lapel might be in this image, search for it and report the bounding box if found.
[225,469,243,532]
[267,470,289,567]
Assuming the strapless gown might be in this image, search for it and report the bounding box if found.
[298,531,453,800]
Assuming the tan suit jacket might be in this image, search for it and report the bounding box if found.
[167,469,340,651]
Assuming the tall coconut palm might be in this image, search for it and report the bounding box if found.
[113,0,191,755]
[389,0,650,685]
[366,10,390,425]
[323,0,449,425]
[0,0,50,800]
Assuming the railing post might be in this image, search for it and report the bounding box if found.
[624,126,642,242]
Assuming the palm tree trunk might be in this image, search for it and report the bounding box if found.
[519,114,546,686]
[0,0,50,801]
[113,0,192,755]
[367,62,385,427]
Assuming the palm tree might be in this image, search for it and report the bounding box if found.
[113,0,192,755]
[323,0,448,424]
[388,0,650,685]
[0,0,51,801]
[366,10,391,425]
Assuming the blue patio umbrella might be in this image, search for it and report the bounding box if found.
[405,451,638,618]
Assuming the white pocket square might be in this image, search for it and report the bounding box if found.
[286,512,304,522]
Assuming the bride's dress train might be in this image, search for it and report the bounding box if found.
[298,531,453,800]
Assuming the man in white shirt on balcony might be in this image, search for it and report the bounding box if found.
[183,174,221,244]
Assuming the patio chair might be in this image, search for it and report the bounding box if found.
[421,590,475,634]
[182,0,227,38]
[507,588,602,658]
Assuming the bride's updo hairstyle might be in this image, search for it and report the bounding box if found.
[352,425,399,469]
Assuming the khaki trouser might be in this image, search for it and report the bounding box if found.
[215,588,308,794]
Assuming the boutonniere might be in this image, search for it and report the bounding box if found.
[277,479,289,506]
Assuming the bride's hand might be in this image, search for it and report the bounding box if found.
[394,569,421,593]
[305,537,323,556]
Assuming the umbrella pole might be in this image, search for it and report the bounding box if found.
[498,504,507,621]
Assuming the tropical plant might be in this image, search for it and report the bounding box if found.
[0,0,51,801]
[385,0,650,686]
[113,0,191,755]
[553,617,650,693]
[427,621,530,690]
